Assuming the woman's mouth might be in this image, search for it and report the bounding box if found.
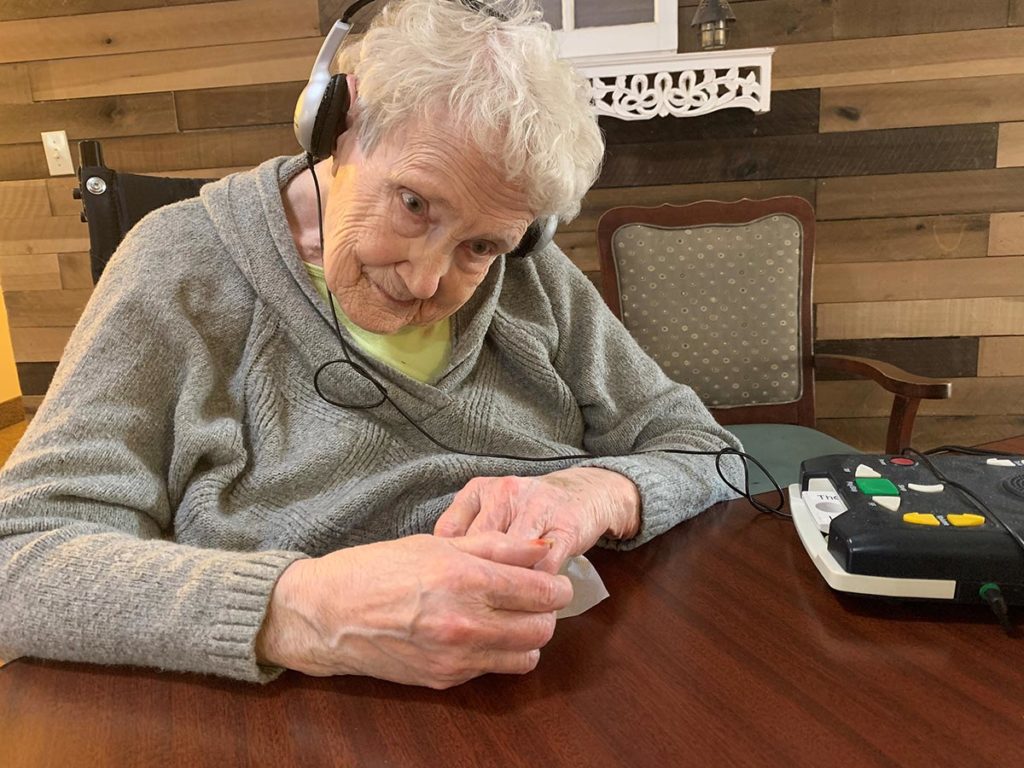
[367,276,416,307]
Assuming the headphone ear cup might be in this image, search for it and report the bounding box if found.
[507,215,558,258]
[310,74,351,160]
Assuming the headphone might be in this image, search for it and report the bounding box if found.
[292,0,559,259]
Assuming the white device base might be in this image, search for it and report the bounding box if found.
[789,484,957,600]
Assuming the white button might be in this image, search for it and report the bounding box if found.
[908,482,944,493]
[874,496,901,511]
[855,464,882,478]
[986,458,1016,467]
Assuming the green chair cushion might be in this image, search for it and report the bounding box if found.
[725,423,859,496]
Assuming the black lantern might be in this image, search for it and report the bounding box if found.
[691,0,736,50]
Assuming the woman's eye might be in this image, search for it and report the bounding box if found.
[468,241,493,257]
[400,191,425,215]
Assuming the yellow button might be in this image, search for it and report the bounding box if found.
[903,513,941,526]
[947,513,985,527]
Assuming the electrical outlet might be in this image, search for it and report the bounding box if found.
[41,130,74,176]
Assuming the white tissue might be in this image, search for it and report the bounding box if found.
[556,555,609,619]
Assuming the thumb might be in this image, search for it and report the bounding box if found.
[445,531,552,569]
[532,530,575,574]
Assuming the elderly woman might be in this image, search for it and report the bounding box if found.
[0,0,741,688]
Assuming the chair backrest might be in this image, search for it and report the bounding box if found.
[597,196,816,427]
[75,140,213,283]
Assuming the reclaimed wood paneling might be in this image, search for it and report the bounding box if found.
[553,232,599,273]
[0,92,177,145]
[46,178,84,217]
[14,361,57,396]
[570,178,818,233]
[817,376,1024,418]
[817,297,1024,341]
[1013,0,1024,26]
[28,37,321,101]
[598,124,997,187]
[10,326,73,363]
[0,216,88,256]
[175,81,302,130]
[678,0,833,54]
[58,125,295,176]
[0,180,51,219]
[774,28,1024,91]
[6,289,93,327]
[0,63,32,103]
[599,89,821,145]
[0,397,24,430]
[814,256,1024,303]
[817,215,990,263]
[0,0,224,22]
[832,0,1009,39]
[59,252,93,290]
[318,0,380,34]
[0,253,61,291]
[814,337,979,380]
[821,75,1024,133]
[817,415,1024,453]
[21,395,43,415]
[0,0,317,65]
[997,122,1024,167]
[978,336,1024,376]
[989,212,1024,255]
[148,165,250,178]
[0,142,48,181]
[817,168,1024,220]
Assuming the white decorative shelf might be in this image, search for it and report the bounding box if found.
[571,47,774,121]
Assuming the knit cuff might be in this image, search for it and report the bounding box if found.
[576,451,741,551]
[206,550,310,683]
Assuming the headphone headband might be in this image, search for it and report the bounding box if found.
[293,20,353,159]
[293,1,557,257]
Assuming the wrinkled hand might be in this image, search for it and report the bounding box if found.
[256,532,572,689]
[434,467,641,574]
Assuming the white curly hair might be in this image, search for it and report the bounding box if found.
[334,0,604,221]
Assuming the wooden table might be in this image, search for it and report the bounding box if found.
[4,437,1024,768]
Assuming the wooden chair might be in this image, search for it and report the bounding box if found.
[597,197,952,489]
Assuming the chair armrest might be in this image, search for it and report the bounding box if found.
[814,354,952,400]
[814,353,952,453]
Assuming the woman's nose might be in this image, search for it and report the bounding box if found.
[398,241,454,299]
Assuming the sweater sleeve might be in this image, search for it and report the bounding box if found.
[531,247,746,549]
[0,208,306,682]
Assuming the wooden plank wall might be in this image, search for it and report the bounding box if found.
[563,0,1024,450]
[2,0,1023,451]
[0,0,324,413]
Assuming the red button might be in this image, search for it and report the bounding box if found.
[889,457,915,466]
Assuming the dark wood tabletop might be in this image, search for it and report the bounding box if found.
[4,436,1024,768]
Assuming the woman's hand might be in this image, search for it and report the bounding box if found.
[256,532,572,688]
[434,467,641,573]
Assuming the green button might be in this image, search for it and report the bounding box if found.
[855,478,900,496]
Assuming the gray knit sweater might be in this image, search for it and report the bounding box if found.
[0,155,742,682]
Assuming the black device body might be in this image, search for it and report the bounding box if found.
[800,453,1024,604]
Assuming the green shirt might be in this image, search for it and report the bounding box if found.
[303,262,451,384]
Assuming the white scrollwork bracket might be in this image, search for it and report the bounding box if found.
[572,48,774,121]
